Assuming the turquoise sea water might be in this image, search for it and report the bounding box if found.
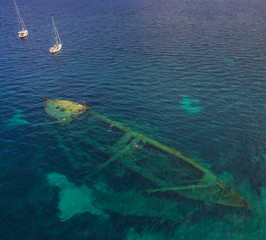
[0,0,265,239]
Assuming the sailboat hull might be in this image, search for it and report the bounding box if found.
[18,30,28,38]
[49,43,62,54]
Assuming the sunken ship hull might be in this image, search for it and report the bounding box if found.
[44,99,250,213]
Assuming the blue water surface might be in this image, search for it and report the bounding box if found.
[0,0,265,239]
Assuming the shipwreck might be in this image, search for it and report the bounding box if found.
[44,98,250,218]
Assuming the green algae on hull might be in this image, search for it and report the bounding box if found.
[44,99,88,123]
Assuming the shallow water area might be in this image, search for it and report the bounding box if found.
[0,0,265,239]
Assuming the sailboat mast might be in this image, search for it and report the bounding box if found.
[14,0,26,30]
[57,27,62,44]
[52,17,57,44]
[52,16,61,44]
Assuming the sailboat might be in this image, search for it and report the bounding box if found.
[14,0,28,38]
[49,17,62,54]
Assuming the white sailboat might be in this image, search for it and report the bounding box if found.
[14,0,28,38]
[49,17,62,54]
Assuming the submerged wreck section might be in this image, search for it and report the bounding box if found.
[88,112,250,208]
[44,99,250,210]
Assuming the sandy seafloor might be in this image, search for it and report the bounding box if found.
[0,0,265,239]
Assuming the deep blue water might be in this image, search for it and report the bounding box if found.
[0,0,265,239]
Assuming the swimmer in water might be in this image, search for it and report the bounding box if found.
[107,124,115,132]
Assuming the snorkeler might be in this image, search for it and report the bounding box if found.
[81,100,90,111]
[44,98,51,102]
[107,124,115,132]
[82,100,87,108]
